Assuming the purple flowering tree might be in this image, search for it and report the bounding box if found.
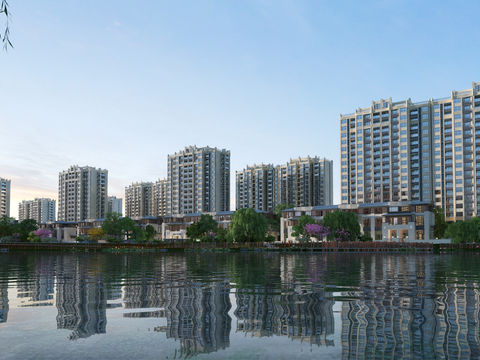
[33,229,52,238]
[334,228,351,242]
[207,232,216,241]
[304,223,331,241]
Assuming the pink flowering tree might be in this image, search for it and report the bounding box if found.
[33,229,52,238]
[304,223,331,241]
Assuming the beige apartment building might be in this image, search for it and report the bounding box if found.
[58,165,108,222]
[340,81,480,222]
[18,198,56,223]
[0,178,10,217]
[124,179,166,218]
[236,157,333,211]
[107,196,123,215]
[167,145,230,215]
[125,182,154,217]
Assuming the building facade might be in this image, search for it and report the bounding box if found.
[340,82,480,222]
[0,178,10,217]
[281,201,434,242]
[107,196,123,215]
[125,182,154,217]
[58,165,108,222]
[152,178,167,217]
[236,157,333,211]
[167,145,230,215]
[18,198,56,223]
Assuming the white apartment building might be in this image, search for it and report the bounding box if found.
[125,182,154,217]
[340,81,480,222]
[167,145,230,215]
[152,178,167,217]
[236,157,333,211]
[58,165,108,222]
[107,196,123,215]
[0,178,10,217]
[18,198,56,223]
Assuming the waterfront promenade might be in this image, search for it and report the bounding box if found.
[0,241,474,253]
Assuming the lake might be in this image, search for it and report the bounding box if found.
[1,251,480,359]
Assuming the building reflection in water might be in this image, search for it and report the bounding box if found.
[340,255,480,359]
[235,290,335,347]
[55,256,108,340]
[0,282,7,323]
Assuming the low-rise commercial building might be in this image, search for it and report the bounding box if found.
[281,201,434,242]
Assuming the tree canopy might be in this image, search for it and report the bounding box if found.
[445,220,480,244]
[186,214,218,241]
[433,208,448,238]
[101,212,124,238]
[322,210,361,241]
[291,215,316,238]
[229,208,268,243]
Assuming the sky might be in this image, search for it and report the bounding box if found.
[1,0,480,219]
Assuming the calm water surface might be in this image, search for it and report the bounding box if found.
[1,251,480,359]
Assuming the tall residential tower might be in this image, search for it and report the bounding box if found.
[58,165,108,222]
[18,198,56,223]
[340,81,480,221]
[0,178,10,217]
[236,157,333,211]
[167,145,230,215]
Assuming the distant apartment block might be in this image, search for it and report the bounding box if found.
[340,81,480,221]
[125,179,167,217]
[107,196,123,215]
[58,165,108,222]
[18,198,56,223]
[153,179,167,217]
[0,178,10,217]
[236,157,333,211]
[167,145,230,215]
[125,182,154,217]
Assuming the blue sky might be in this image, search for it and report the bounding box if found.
[1,0,480,218]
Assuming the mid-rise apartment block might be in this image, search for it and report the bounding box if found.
[167,145,230,215]
[152,179,167,217]
[236,157,333,211]
[18,198,56,223]
[125,182,154,218]
[107,196,123,215]
[340,81,480,222]
[0,178,10,217]
[58,165,108,222]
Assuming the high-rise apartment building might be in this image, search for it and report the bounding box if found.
[340,81,480,221]
[0,178,10,217]
[236,157,333,211]
[58,165,108,222]
[18,198,56,223]
[125,182,154,217]
[167,145,230,215]
[152,178,167,217]
[107,196,123,215]
[236,164,276,211]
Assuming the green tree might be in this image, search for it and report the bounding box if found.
[120,217,137,241]
[445,220,480,244]
[273,203,294,232]
[145,224,156,242]
[133,228,147,243]
[291,215,316,238]
[0,215,15,238]
[101,212,124,239]
[433,208,448,239]
[186,214,218,241]
[322,210,361,241]
[229,208,268,243]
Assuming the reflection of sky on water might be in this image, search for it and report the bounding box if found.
[1,252,480,359]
